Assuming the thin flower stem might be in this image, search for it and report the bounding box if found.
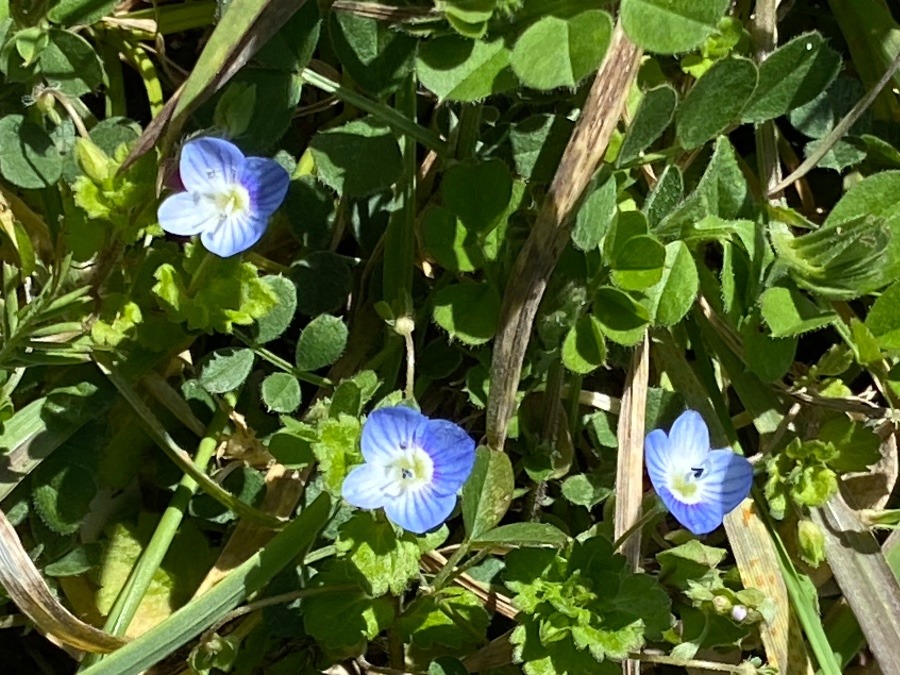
[629,652,748,673]
[429,542,470,592]
[300,67,448,157]
[403,331,415,400]
[612,502,664,551]
[233,330,332,388]
[187,248,216,295]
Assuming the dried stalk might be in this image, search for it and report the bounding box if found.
[485,24,643,449]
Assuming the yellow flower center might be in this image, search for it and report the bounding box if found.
[670,466,705,504]
[384,445,433,497]
[213,184,250,219]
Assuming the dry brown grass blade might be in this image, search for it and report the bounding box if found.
[420,550,517,619]
[0,508,128,653]
[614,333,650,568]
[724,503,815,674]
[192,465,306,597]
[485,23,643,450]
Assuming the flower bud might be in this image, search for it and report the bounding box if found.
[731,604,748,622]
[798,518,826,568]
[74,138,112,184]
[394,315,415,337]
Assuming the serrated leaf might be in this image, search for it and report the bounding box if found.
[867,282,900,350]
[312,414,362,495]
[295,314,348,371]
[198,348,255,394]
[462,446,513,539]
[260,373,301,413]
[759,285,836,337]
[398,587,490,651]
[32,459,96,536]
[510,11,612,90]
[39,29,103,97]
[254,275,296,343]
[742,32,840,123]
[676,57,758,149]
[337,512,421,596]
[562,314,606,374]
[417,36,516,102]
[310,118,402,198]
[43,543,103,577]
[620,0,730,55]
[432,282,501,345]
[818,417,881,474]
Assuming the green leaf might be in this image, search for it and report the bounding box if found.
[571,174,616,251]
[644,164,683,228]
[336,512,421,596]
[295,314,348,371]
[620,0,730,54]
[472,522,569,547]
[312,414,362,495]
[268,426,316,467]
[442,159,513,233]
[759,284,837,337]
[48,0,118,25]
[441,0,495,37]
[254,276,296,344]
[291,251,352,316]
[461,446,514,539]
[422,206,483,273]
[867,281,900,350]
[656,540,727,590]
[561,314,606,374]
[646,241,698,326]
[399,587,490,652]
[740,312,796,382]
[510,10,613,90]
[328,12,416,98]
[260,373,302,414]
[310,117,403,198]
[742,32,840,123]
[39,28,103,96]
[617,84,678,166]
[509,114,574,182]
[560,473,612,508]
[610,234,666,291]
[676,57,758,149]
[44,543,103,577]
[198,348,255,394]
[593,286,649,346]
[32,454,97,535]
[432,282,501,345]
[302,560,395,655]
[0,114,62,189]
[417,36,516,102]
[818,416,881,474]
[797,519,826,568]
[428,657,468,675]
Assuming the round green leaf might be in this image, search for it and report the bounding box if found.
[562,315,607,374]
[422,206,482,272]
[417,36,516,102]
[296,314,348,371]
[511,10,613,90]
[198,348,256,394]
[261,373,302,413]
[442,159,513,232]
[0,114,63,189]
[39,29,103,97]
[610,234,666,291]
[432,282,501,345]
[309,117,402,198]
[620,0,730,54]
[676,57,758,149]
[593,286,649,346]
[255,276,297,343]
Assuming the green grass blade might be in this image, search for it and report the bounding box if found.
[82,493,331,674]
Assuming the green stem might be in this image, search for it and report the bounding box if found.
[612,502,664,551]
[300,68,448,157]
[81,394,234,669]
[233,330,331,388]
[187,249,217,295]
[454,104,482,160]
[429,543,470,593]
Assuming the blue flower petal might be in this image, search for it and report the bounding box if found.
[239,157,290,218]
[668,410,710,469]
[415,419,476,495]
[342,464,388,510]
[200,211,267,257]
[702,449,753,516]
[180,137,244,193]
[361,406,428,464]
[384,486,456,534]
[658,486,724,535]
[644,428,673,495]
[157,191,219,236]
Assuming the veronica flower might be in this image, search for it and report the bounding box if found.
[644,410,753,535]
[342,406,476,534]
[157,137,289,258]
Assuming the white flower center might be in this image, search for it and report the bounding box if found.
[211,184,250,220]
[382,443,434,498]
[669,464,707,505]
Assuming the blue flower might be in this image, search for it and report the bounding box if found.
[644,410,753,535]
[157,137,289,258]
[342,406,476,534]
